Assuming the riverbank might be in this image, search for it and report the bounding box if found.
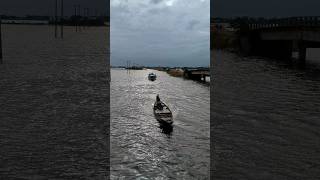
[211,20,238,50]
[164,68,210,83]
[166,69,184,77]
[211,31,237,50]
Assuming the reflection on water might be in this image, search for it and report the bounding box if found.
[159,123,174,136]
[212,50,320,179]
[111,69,210,179]
[0,25,109,179]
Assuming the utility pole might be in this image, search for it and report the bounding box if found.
[85,8,89,29]
[60,0,64,38]
[74,5,78,32]
[0,16,3,64]
[87,8,90,17]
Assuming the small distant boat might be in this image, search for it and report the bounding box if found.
[148,73,157,81]
[153,98,173,125]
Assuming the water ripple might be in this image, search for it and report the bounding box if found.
[111,69,210,179]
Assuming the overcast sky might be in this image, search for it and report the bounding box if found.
[212,0,320,17]
[0,0,109,17]
[111,0,209,67]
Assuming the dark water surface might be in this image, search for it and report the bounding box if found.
[0,25,110,179]
[212,50,320,179]
[111,69,210,179]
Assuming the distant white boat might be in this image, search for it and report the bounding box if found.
[148,73,157,81]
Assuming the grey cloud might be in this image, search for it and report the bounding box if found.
[148,7,170,15]
[150,0,163,4]
[111,0,209,67]
[187,20,200,30]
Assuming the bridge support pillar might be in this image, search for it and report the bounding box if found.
[248,40,293,60]
[262,41,293,60]
[298,42,306,64]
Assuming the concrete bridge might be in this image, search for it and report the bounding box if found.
[183,68,210,82]
[239,16,320,63]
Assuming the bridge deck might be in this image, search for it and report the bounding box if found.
[189,71,210,76]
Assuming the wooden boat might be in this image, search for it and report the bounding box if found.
[153,100,173,125]
[148,73,157,81]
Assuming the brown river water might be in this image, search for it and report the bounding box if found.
[0,25,110,179]
[111,69,210,179]
[211,50,320,179]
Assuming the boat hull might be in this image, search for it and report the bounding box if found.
[153,101,173,125]
[148,75,157,81]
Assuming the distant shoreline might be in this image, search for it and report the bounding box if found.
[1,17,110,27]
[111,67,210,84]
[1,23,109,27]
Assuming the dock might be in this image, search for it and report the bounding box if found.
[183,68,210,82]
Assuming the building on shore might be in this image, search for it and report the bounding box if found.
[0,15,109,26]
[1,19,49,25]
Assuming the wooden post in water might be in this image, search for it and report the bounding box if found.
[84,8,89,29]
[0,17,3,64]
[87,8,90,26]
[298,41,307,64]
[79,5,82,32]
[55,0,58,38]
[74,5,78,32]
[60,0,64,38]
[126,60,129,73]
[83,8,86,30]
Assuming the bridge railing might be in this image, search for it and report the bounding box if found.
[247,16,320,30]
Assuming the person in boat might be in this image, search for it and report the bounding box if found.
[156,94,163,110]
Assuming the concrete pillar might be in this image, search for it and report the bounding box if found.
[239,37,252,55]
[258,40,293,60]
[298,42,306,64]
